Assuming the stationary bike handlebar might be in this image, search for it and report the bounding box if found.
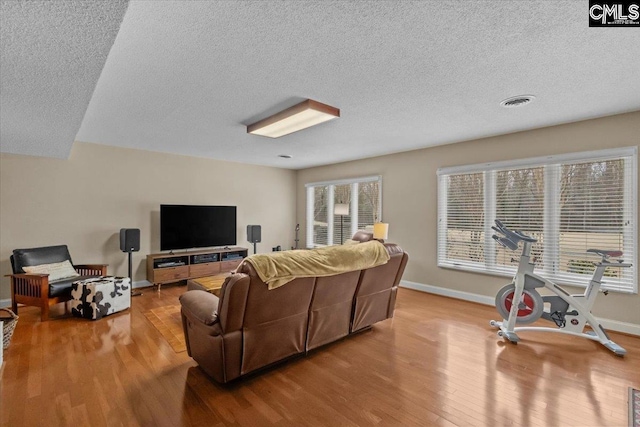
[492,219,537,250]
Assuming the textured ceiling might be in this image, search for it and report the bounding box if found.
[0,0,129,158]
[3,1,640,169]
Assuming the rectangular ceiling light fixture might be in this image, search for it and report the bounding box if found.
[247,99,340,138]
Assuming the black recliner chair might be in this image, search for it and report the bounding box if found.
[9,245,107,321]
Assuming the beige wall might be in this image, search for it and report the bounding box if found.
[2,114,638,325]
[296,112,640,325]
[0,142,297,300]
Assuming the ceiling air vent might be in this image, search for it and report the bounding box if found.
[500,95,536,108]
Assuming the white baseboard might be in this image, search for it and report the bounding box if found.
[0,298,9,308]
[401,280,495,306]
[598,319,640,337]
[400,280,640,337]
[133,280,153,289]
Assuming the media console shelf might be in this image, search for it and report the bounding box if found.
[146,247,248,289]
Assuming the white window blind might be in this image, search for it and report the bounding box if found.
[306,176,382,247]
[437,147,637,293]
[311,185,331,246]
[358,181,380,231]
[442,172,485,267]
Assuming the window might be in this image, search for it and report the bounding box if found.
[306,176,382,247]
[437,147,637,293]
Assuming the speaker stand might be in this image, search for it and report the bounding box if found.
[253,242,257,254]
[128,251,142,297]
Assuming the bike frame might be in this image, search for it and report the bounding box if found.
[494,239,630,356]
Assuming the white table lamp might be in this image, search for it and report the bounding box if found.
[373,222,389,241]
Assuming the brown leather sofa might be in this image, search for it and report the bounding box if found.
[180,242,408,383]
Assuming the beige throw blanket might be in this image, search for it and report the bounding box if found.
[242,240,390,290]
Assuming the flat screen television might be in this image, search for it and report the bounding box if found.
[160,205,237,251]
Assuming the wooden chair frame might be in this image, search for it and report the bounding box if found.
[8,264,107,321]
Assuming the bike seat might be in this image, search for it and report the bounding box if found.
[587,249,623,258]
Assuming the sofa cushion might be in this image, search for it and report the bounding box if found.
[12,245,73,274]
[23,260,80,282]
[351,230,373,242]
[49,275,95,298]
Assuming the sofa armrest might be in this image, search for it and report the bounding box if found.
[6,273,49,279]
[74,264,108,276]
[6,273,50,299]
[180,290,220,328]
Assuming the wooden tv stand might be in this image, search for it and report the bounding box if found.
[146,247,248,289]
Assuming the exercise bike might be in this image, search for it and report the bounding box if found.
[489,219,631,356]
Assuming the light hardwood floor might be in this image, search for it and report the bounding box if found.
[1,286,638,426]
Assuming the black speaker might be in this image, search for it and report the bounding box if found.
[120,228,140,252]
[247,225,261,243]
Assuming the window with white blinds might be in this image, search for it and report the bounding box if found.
[306,176,382,247]
[437,147,637,293]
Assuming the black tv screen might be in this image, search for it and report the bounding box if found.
[160,205,237,251]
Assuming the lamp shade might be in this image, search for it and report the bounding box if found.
[373,222,389,240]
[334,204,349,216]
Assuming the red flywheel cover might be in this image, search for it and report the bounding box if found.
[504,291,536,317]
